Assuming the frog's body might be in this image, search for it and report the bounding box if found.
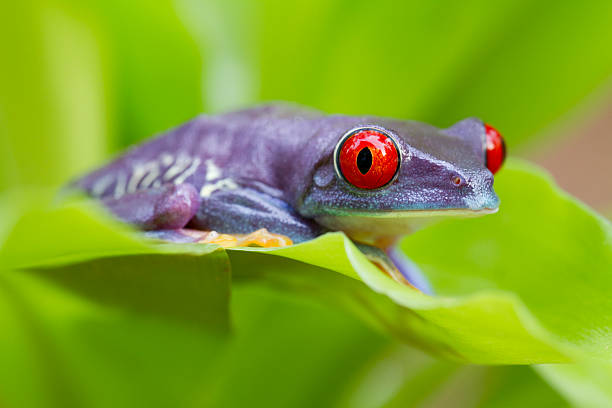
[73,104,503,292]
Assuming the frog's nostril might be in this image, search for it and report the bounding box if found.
[451,175,465,187]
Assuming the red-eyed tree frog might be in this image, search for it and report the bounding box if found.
[72,104,506,293]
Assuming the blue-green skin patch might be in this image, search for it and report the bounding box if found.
[73,104,500,291]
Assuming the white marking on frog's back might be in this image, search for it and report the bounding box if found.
[160,152,174,167]
[127,161,160,193]
[140,163,160,189]
[114,172,127,199]
[204,159,222,181]
[91,173,115,197]
[163,153,192,181]
[99,153,202,200]
[200,178,238,198]
[173,157,201,184]
[199,159,236,197]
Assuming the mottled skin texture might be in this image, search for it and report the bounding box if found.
[73,104,500,292]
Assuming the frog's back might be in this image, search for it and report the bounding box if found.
[73,104,323,199]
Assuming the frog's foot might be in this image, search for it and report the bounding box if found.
[152,228,293,248]
[354,242,433,293]
[386,247,433,294]
[354,243,417,289]
[370,258,417,290]
[180,229,239,247]
[233,228,293,247]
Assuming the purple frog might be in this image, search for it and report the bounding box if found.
[72,104,506,293]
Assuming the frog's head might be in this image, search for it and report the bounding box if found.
[297,116,506,244]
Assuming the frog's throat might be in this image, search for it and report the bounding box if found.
[315,207,498,246]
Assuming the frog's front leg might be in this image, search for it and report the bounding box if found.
[189,187,323,244]
[355,243,433,294]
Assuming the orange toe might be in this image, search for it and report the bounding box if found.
[180,228,292,248]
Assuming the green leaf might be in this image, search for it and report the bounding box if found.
[2,159,611,366]
[0,195,231,330]
[402,159,612,361]
[229,236,569,364]
[227,159,612,364]
[536,362,612,408]
[0,270,567,408]
[0,268,228,408]
[2,160,599,405]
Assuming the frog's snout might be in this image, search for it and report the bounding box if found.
[463,170,499,211]
[480,191,501,211]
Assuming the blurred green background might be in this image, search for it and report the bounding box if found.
[2,0,612,407]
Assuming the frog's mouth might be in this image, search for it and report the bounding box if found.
[326,207,498,218]
[315,207,498,245]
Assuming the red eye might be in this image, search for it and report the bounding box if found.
[485,124,506,174]
[336,128,400,189]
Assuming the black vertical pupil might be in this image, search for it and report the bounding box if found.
[356,148,373,175]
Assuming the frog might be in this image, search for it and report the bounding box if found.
[71,104,506,293]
